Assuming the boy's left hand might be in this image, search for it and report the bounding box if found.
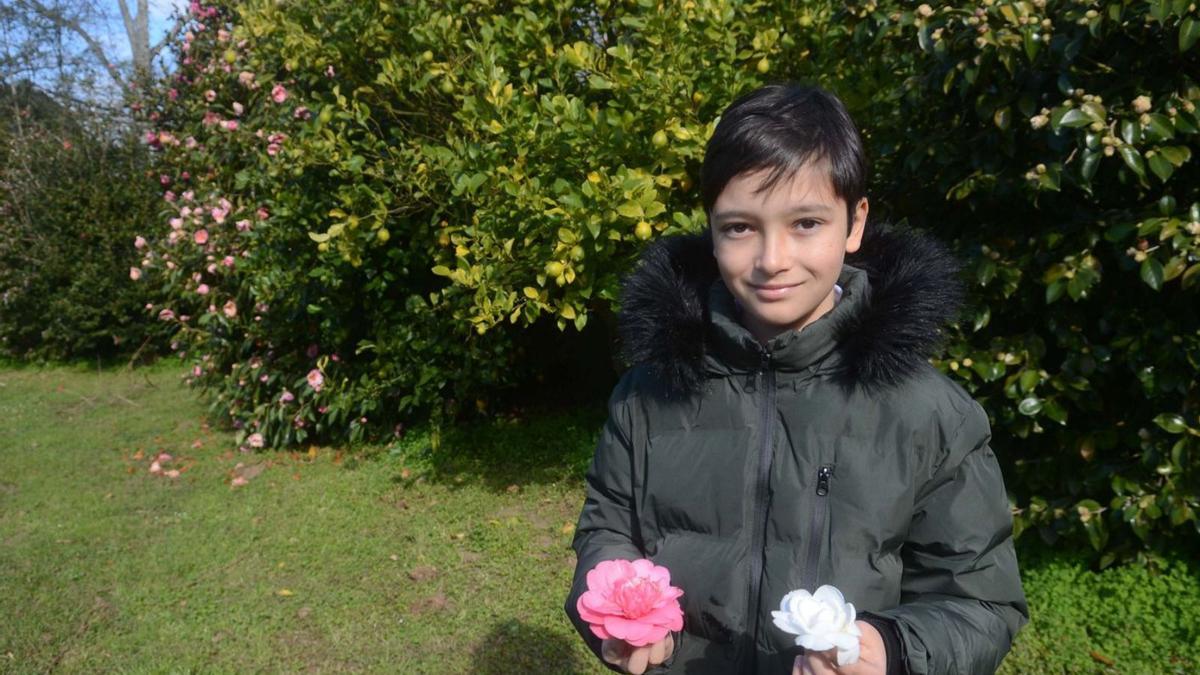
[791,621,886,675]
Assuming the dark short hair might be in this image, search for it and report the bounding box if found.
[700,83,868,226]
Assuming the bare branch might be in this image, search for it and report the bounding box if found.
[14,0,126,87]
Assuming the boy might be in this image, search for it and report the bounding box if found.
[565,83,1027,674]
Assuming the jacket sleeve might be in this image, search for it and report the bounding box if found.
[866,399,1029,675]
[563,386,682,673]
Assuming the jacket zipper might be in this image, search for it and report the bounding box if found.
[801,464,834,593]
[744,349,775,672]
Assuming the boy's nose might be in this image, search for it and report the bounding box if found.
[755,230,791,276]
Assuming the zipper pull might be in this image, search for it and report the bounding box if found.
[816,464,833,496]
[760,349,772,373]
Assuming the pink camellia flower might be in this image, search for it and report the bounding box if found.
[159,308,175,321]
[576,559,684,647]
[193,365,202,377]
[160,174,171,186]
[232,101,243,116]
[202,111,220,126]
[211,206,228,224]
[168,88,179,101]
[164,469,181,479]
[222,255,235,267]
[223,300,237,318]
[231,475,248,487]
[235,219,251,232]
[197,283,210,295]
[149,460,163,474]
[247,432,265,448]
[280,390,294,403]
[194,229,209,244]
[238,70,255,87]
[271,83,288,103]
[170,217,183,230]
[294,106,311,120]
[205,89,217,102]
[256,207,269,220]
[135,235,147,249]
[217,28,230,42]
[157,452,173,463]
[130,267,142,281]
[259,374,268,382]
[306,368,324,392]
[164,190,176,202]
[325,65,335,78]
[222,119,238,131]
[182,190,194,201]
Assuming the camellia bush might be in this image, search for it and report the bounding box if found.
[137,0,795,449]
[140,0,1197,560]
[823,0,1200,564]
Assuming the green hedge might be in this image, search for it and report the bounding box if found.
[0,83,163,361]
[137,0,1198,561]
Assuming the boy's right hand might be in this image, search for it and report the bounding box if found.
[600,634,675,674]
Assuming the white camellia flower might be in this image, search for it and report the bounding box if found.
[771,585,863,666]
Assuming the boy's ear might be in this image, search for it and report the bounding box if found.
[845,198,868,254]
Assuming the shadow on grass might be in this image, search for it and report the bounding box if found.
[470,619,595,674]
[390,406,607,493]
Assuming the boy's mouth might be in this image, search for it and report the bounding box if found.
[747,281,801,300]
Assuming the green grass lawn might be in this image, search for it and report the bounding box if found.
[1,360,1197,673]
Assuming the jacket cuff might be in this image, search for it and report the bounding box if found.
[860,614,907,675]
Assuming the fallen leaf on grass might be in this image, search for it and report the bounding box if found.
[1090,651,1115,666]
[276,588,294,597]
[407,566,440,582]
[506,484,520,493]
[408,591,450,615]
[191,439,203,449]
[560,522,575,535]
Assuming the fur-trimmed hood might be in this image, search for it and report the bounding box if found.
[617,225,966,396]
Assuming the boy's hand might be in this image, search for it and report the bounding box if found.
[792,621,886,675]
[600,634,675,674]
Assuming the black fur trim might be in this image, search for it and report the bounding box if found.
[618,233,716,396]
[833,226,965,390]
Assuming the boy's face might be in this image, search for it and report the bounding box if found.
[709,164,867,344]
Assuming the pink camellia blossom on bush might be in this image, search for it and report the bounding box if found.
[135,235,147,249]
[222,119,238,131]
[238,70,255,87]
[294,106,311,120]
[158,309,175,321]
[194,229,209,244]
[280,390,295,403]
[223,300,237,318]
[235,219,251,232]
[247,432,264,448]
[271,83,288,103]
[130,267,142,281]
[204,89,217,102]
[197,283,210,295]
[232,101,244,116]
[222,255,235,267]
[164,190,176,202]
[211,206,228,224]
[256,207,269,220]
[306,369,324,392]
[576,559,684,647]
[202,111,220,126]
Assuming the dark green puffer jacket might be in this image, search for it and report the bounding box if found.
[564,227,1028,674]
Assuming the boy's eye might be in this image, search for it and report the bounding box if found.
[723,222,752,235]
[794,219,822,231]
